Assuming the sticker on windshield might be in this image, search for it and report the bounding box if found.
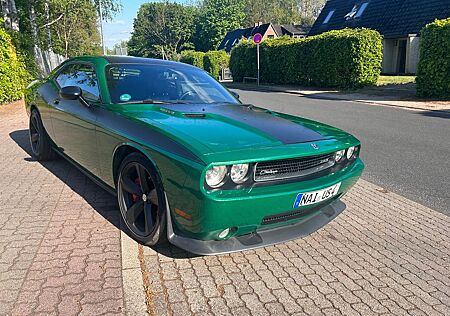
[120,94,131,102]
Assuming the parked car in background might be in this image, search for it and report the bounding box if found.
[26,56,364,255]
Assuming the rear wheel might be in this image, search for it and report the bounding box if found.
[29,109,56,161]
[117,153,166,245]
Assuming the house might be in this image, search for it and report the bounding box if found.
[218,23,311,53]
[308,0,450,74]
[273,25,312,38]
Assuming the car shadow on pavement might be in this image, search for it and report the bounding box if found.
[9,129,192,259]
[417,109,450,119]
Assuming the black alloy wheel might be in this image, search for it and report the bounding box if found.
[29,109,56,161]
[29,112,41,156]
[117,153,165,245]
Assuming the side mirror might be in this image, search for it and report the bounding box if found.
[230,91,240,99]
[60,86,82,100]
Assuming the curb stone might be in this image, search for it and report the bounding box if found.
[225,83,450,113]
[121,229,148,315]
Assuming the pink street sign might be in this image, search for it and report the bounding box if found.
[253,33,263,44]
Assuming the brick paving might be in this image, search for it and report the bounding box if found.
[1,100,450,316]
[0,101,125,315]
[143,181,450,315]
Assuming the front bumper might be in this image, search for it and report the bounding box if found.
[167,158,363,243]
[166,195,346,255]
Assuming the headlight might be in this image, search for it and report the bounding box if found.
[346,146,356,159]
[335,150,345,162]
[205,166,227,188]
[230,164,249,184]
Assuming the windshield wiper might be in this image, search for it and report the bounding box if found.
[118,99,191,105]
[206,101,237,105]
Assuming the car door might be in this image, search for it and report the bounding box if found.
[51,62,101,177]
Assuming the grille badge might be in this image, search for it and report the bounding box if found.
[259,169,278,176]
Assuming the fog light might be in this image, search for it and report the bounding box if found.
[218,228,230,239]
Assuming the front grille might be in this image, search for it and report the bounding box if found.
[261,195,340,225]
[254,153,335,182]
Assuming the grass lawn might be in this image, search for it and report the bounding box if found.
[377,75,416,86]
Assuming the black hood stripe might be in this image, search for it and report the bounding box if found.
[162,104,325,145]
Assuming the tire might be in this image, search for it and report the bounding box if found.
[29,109,57,161]
[117,152,166,246]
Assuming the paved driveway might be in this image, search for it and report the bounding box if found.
[142,179,450,316]
[0,102,125,315]
[1,101,449,316]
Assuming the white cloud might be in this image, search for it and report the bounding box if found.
[107,20,126,25]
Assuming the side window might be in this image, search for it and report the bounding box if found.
[56,63,100,101]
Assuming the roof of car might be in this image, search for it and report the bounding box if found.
[103,56,178,64]
[69,55,196,68]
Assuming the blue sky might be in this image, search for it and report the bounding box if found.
[102,0,148,48]
[103,0,191,48]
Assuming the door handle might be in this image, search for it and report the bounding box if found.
[53,99,60,105]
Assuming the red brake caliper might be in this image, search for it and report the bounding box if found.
[131,177,140,202]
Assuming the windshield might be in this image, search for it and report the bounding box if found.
[105,63,239,105]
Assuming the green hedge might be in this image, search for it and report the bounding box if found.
[203,50,229,79]
[180,50,205,69]
[180,50,230,80]
[416,18,450,98]
[230,28,382,88]
[0,24,30,105]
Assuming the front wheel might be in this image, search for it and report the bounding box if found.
[117,153,166,246]
[29,109,56,161]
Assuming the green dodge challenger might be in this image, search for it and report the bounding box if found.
[26,56,364,255]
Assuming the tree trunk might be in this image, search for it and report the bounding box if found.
[44,0,53,49]
[1,0,19,31]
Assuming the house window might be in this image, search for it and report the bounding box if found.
[268,35,274,39]
[346,2,369,20]
[355,2,369,17]
[323,10,335,24]
[345,5,358,19]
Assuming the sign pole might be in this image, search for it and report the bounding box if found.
[252,33,263,86]
[257,43,260,86]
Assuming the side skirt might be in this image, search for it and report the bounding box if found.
[53,148,117,196]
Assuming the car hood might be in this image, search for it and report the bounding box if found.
[117,103,357,163]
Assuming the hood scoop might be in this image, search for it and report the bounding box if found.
[183,113,206,119]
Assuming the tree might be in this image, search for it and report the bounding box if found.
[13,0,121,57]
[1,0,19,30]
[243,0,325,26]
[107,39,127,55]
[128,2,196,60]
[46,0,101,57]
[298,0,326,25]
[244,0,300,26]
[93,0,121,21]
[194,0,245,51]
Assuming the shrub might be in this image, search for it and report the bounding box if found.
[0,24,31,105]
[416,18,450,98]
[230,28,382,88]
[180,50,205,69]
[203,50,229,79]
[9,31,39,79]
